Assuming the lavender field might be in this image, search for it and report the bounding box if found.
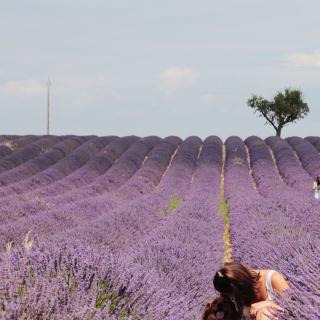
[0,134,319,320]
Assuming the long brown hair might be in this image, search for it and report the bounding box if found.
[213,262,260,316]
[201,295,240,320]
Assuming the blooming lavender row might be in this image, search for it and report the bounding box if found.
[0,241,119,320]
[0,144,13,159]
[245,136,318,221]
[23,135,180,228]
[72,135,182,209]
[0,136,224,319]
[0,134,169,235]
[305,136,320,152]
[32,136,202,251]
[0,136,112,197]
[0,136,156,230]
[250,135,320,217]
[229,199,320,319]
[225,137,320,319]
[0,136,64,174]
[0,136,42,159]
[39,135,158,200]
[17,135,118,195]
[0,136,162,242]
[265,136,313,192]
[0,136,199,319]
[33,135,135,197]
[286,136,320,178]
[59,136,221,318]
[0,136,90,187]
[23,135,159,219]
[0,137,93,223]
[243,136,317,217]
[244,136,291,198]
[224,136,251,195]
[105,136,224,319]
[188,136,222,196]
[0,136,137,223]
[43,138,220,319]
[0,135,42,151]
[112,197,224,319]
[0,135,19,142]
[0,135,63,168]
[224,136,260,204]
[54,135,159,197]
[151,136,202,201]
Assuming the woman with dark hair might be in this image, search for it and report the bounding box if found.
[312,176,320,200]
[206,262,289,320]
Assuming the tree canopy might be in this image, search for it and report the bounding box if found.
[247,88,309,137]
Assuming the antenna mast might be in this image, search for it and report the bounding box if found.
[47,78,52,135]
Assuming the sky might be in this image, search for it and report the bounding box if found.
[0,0,319,140]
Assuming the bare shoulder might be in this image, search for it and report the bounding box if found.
[271,271,289,293]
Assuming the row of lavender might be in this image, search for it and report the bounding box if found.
[0,134,171,318]
[0,135,225,319]
[227,136,320,319]
[0,134,318,210]
[0,135,155,226]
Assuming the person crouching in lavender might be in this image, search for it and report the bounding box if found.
[202,262,289,320]
[312,176,320,200]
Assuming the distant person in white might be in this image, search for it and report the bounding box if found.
[312,176,320,200]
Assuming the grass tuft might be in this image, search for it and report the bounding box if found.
[22,230,33,252]
[159,193,181,217]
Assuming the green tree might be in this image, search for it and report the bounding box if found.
[247,88,309,137]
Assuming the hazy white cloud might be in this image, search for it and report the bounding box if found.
[0,75,113,96]
[286,51,320,67]
[1,79,46,95]
[160,67,199,95]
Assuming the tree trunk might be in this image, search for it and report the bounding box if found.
[276,126,282,137]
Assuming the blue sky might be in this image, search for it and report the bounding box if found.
[1,0,319,139]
